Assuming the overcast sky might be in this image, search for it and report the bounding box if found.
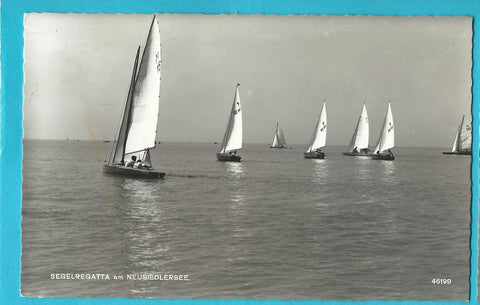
[23,13,472,147]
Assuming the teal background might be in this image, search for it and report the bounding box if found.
[1,0,479,304]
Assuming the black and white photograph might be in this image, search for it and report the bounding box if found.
[21,13,472,300]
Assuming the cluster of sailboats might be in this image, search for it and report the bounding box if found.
[103,15,472,179]
[217,86,396,162]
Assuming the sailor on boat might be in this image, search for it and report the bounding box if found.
[125,156,137,167]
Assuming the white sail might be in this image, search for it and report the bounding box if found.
[220,84,243,153]
[452,115,471,152]
[347,103,369,152]
[124,16,162,155]
[373,103,394,154]
[451,132,459,152]
[271,123,287,147]
[306,102,327,152]
[271,133,279,147]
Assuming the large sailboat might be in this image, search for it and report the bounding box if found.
[343,103,369,156]
[304,102,327,159]
[443,115,472,155]
[371,102,394,161]
[270,122,289,148]
[103,16,165,178]
[217,84,243,162]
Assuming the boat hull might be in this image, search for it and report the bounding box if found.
[442,151,471,155]
[103,164,166,178]
[270,146,291,149]
[304,151,325,159]
[342,152,370,157]
[216,153,241,162]
[371,153,395,161]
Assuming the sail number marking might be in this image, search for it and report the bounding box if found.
[233,101,241,115]
[155,52,161,72]
[320,122,327,132]
[431,278,452,285]
[388,122,394,132]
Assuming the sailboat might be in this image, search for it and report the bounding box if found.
[343,102,369,156]
[270,122,290,148]
[304,102,327,159]
[443,115,472,155]
[103,16,165,178]
[371,102,394,161]
[217,84,243,162]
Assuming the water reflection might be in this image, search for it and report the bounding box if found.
[379,160,397,183]
[226,162,245,179]
[225,162,246,203]
[355,156,373,182]
[311,159,329,185]
[119,179,172,275]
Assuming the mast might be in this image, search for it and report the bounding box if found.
[306,102,327,153]
[220,84,242,153]
[109,46,141,164]
[347,102,369,152]
[124,15,162,158]
[373,102,394,154]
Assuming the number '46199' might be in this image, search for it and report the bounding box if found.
[432,278,452,284]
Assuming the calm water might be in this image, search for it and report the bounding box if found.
[21,140,471,300]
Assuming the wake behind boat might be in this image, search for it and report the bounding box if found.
[442,115,471,155]
[304,102,327,159]
[217,84,243,162]
[270,122,290,149]
[343,102,370,156]
[371,102,394,161]
[103,16,165,178]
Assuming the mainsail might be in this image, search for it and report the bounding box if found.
[373,103,394,154]
[451,115,471,152]
[347,103,369,152]
[219,84,243,153]
[271,123,287,148]
[109,16,161,164]
[306,102,327,153]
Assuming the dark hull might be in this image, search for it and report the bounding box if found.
[270,146,291,149]
[216,153,241,162]
[304,151,325,159]
[371,154,395,161]
[103,164,165,178]
[442,151,471,155]
[342,152,370,157]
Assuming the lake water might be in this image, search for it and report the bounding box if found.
[21,140,471,300]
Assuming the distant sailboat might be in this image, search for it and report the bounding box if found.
[371,102,394,161]
[304,102,327,159]
[217,84,242,162]
[270,122,289,148]
[103,16,165,178]
[443,115,471,155]
[343,102,369,156]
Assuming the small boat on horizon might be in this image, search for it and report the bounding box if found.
[103,16,165,178]
[343,102,370,156]
[443,115,471,155]
[216,84,243,162]
[371,102,394,161]
[304,102,327,159]
[270,122,290,149]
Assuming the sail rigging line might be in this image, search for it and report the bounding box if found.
[135,16,157,84]
[109,46,141,165]
[121,46,142,163]
[220,83,241,153]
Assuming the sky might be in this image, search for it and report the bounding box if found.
[23,13,472,147]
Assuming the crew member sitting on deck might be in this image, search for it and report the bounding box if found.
[125,156,137,167]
